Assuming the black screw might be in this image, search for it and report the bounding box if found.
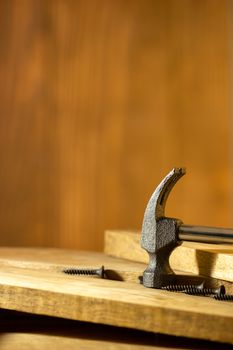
[202,285,225,296]
[63,265,105,279]
[161,282,204,294]
[162,282,225,296]
[213,294,233,301]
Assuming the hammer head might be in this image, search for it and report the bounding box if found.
[141,168,185,288]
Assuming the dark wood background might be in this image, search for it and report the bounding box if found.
[0,0,231,250]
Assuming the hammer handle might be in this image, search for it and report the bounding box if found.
[179,225,233,244]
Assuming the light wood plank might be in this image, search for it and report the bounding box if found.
[1,310,227,350]
[0,266,233,344]
[1,247,232,291]
[0,248,232,344]
[104,230,233,283]
[0,331,229,350]
[0,247,145,283]
[0,333,169,350]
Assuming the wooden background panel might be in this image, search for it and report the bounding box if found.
[0,0,59,246]
[0,0,231,250]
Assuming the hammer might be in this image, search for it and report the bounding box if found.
[141,167,233,288]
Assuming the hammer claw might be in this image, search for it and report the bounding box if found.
[141,167,185,288]
[141,167,185,253]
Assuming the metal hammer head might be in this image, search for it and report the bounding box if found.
[141,167,185,288]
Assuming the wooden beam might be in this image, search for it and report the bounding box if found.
[0,310,229,350]
[104,230,233,282]
[0,248,232,343]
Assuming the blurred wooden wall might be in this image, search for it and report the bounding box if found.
[0,0,231,250]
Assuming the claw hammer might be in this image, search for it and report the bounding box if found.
[141,168,233,288]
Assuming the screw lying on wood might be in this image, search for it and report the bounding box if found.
[213,294,233,301]
[202,285,225,296]
[63,265,105,278]
[161,282,204,294]
[162,283,225,297]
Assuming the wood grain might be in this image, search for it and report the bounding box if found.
[0,246,232,292]
[0,0,231,250]
[0,333,157,350]
[0,247,146,283]
[1,310,229,350]
[104,230,233,283]
[0,249,232,344]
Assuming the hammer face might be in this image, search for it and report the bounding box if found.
[142,218,180,288]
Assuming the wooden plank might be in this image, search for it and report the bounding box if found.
[0,248,232,344]
[104,230,233,283]
[0,246,232,292]
[0,333,155,350]
[0,247,146,283]
[0,266,233,344]
[0,333,186,350]
[1,311,229,350]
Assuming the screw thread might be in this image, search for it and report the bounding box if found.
[63,269,96,275]
[162,283,225,296]
[63,266,105,278]
[202,285,225,296]
[162,284,203,294]
[214,294,233,301]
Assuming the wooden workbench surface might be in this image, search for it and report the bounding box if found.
[0,247,232,345]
